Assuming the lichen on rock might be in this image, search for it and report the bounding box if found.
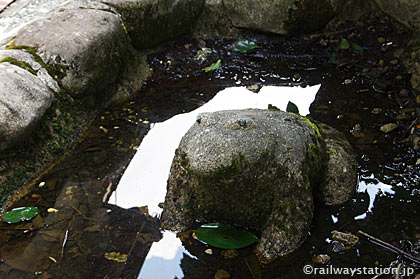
[161,109,356,261]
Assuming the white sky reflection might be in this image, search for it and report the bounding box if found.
[108,85,320,215]
[107,85,321,279]
[354,174,395,220]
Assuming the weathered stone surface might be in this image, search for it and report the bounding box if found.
[223,0,344,35]
[193,0,241,38]
[101,0,205,49]
[161,109,357,261]
[0,49,59,93]
[161,109,325,261]
[13,8,130,104]
[374,0,420,30]
[318,123,357,205]
[0,63,52,151]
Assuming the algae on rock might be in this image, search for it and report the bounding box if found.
[161,109,357,261]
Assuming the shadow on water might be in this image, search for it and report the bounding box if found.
[0,19,419,279]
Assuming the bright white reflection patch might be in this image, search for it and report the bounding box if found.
[108,85,320,215]
[137,231,196,279]
[354,174,395,220]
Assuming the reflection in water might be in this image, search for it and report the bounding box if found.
[107,85,320,278]
[138,231,196,279]
[109,85,320,215]
[354,174,395,220]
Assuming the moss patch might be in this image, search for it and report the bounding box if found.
[0,85,94,207]
[0,57,37,75]
[6,44,67,80]
[303,138,326,194]
[185,152,290,230]
[301,116,321,137]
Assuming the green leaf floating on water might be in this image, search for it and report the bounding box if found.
[202,59,221,72]
[338,38,350,50]
[2,206,40,224]
[351,43,364,53]
[194,223,259,249]
[233,40,261,53]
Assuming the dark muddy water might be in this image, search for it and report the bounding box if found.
[0,20,419,279]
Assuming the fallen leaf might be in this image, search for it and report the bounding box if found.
[377,37,386,43]
[233,39,261,53]
[194,223,259,249]
[351,43,363,53]
[47,208,59,213]
[204,248,213,255]
[202,59,221,72]
[104,252,128,263]
[99,126,108,133]
[332,231,359,245]
[2,207,40,224]
[338,38,350,50]
[380,123,399,133]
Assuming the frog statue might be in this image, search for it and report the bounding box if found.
[161,108,357,262]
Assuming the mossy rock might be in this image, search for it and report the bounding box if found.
[161,109,345,261]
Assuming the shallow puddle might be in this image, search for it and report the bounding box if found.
[110,85,320,215]
[0,30,419,278]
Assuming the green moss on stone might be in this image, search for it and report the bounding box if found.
[0,57,37,75]
[303,140,326,192]
[185,151,289,230]
[6,45,67,80]
[299,115,321,137]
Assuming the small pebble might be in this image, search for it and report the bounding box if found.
[312,254,330,264]
[331,240,346,253]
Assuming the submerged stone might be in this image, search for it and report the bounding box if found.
[161,109,356,262]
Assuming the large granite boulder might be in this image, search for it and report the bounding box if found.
[101,0,205,49]
[0,63,52,151]
[374,0,420,30]
[13,7,130,105]
[222,0,345,35]
[161,109,356,261]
